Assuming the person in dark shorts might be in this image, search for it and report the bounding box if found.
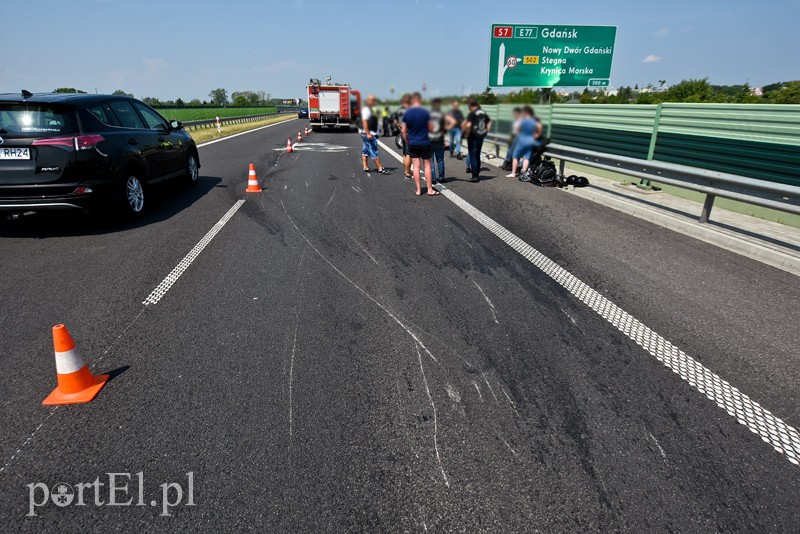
[402,92,439,196]
[462,97,492,182]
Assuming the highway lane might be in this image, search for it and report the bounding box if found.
[0,122,798,531]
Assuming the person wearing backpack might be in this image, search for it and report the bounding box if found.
[428,98,447,185]
[462,97,492,182]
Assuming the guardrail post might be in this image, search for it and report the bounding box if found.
[647,103,663,161]
[699,193,716,223]
[639,103,664,189]
[558,159,565,178]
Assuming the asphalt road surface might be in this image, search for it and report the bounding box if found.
[1,119,798,532]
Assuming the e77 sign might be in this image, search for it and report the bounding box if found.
[489,24,617,88]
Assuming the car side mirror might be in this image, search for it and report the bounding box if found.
[170,120,183,130]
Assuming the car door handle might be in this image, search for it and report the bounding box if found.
[127,138,139,146]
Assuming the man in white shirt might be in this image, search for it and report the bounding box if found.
[360,94,388,174]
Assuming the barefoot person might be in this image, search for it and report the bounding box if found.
[505,106,542,178]
[359,94,388,174]
[402,92,439,196]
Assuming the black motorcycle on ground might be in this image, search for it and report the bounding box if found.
[516,139,589,188]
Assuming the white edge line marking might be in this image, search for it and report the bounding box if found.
[377,138,800,467]
[143,199,245,305]
[196,118,297,148]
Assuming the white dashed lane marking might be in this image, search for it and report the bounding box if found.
[143,199,245,305]
[376,139,800,467]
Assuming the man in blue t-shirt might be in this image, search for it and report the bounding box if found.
[402,92,440,196]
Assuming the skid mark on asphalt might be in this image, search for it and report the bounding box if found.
[500,384,522,419]
[500,436,519,458]
[280,201,442,367]
[473,381,483,402]
[648,431,667,460]
[341,227,379,266]
[481,371,499,402]
[472,280,500,324]
[415,343,450,487]
[288,311,300,444]
[438,182,800,466]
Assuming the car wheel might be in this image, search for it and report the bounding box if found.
[185,153,199,186]
[122,172,145,218]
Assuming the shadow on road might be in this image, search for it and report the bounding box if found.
[0,176,222,238]
[106,365,130,382]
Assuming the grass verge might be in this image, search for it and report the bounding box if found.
[188,115,296,144]
[480,140,800,229]
[160,107,278,121]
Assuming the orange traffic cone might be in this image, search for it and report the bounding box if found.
[43,324,109,406]
[246,163,261,193]
[297,130,302,142]
[304,126,309,136]
[286,138,293,153]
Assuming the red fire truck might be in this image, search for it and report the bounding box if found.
[306,78,361,131]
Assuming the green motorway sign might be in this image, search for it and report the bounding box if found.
[489,24,617,88]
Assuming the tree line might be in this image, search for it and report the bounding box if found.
[468,79,800,105]
[51,87,283,108]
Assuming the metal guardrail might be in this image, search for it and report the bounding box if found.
[485,133,800,224]
[181,112,295,132]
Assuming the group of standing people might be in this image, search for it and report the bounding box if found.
[359,93,492,196]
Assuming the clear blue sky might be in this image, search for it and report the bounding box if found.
[3,0,798,100]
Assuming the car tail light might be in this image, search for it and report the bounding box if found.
[32,137,74,150]
[72,187,93,195]
[74,134,105,150]
[32,135,105,151]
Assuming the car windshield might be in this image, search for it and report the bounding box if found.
[0,103,79,137]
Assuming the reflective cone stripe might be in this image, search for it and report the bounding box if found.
[246,163,261,193]
[43,324,109,406]
[287,138,293,153]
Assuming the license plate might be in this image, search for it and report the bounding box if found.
[0,147,30,160]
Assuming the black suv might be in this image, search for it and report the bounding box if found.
[0,92,200,218]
